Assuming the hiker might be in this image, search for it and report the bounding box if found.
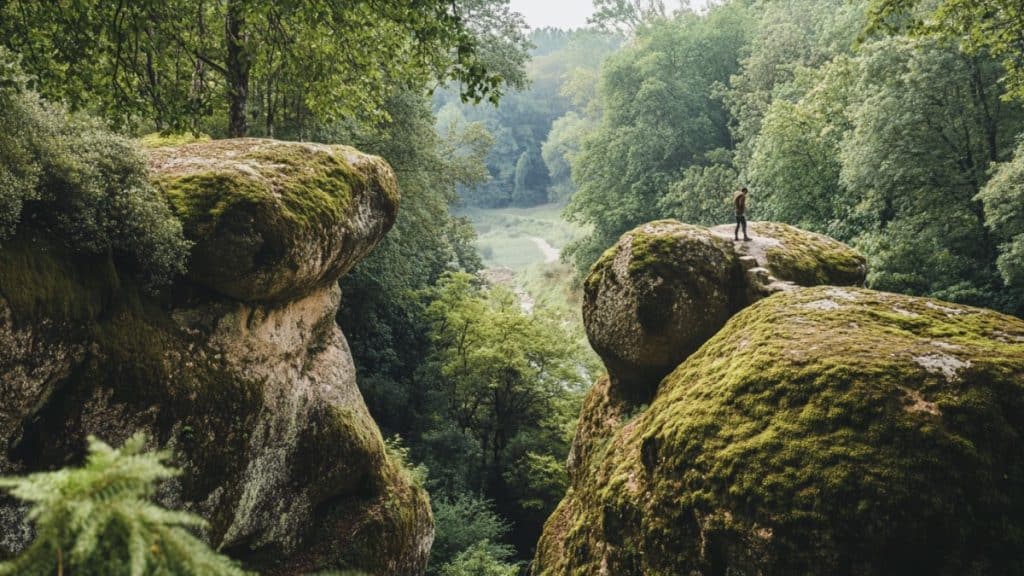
[733,186,751,241]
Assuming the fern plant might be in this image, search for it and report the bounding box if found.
[0,433,248,576]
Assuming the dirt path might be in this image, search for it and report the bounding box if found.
[529,236,561,263]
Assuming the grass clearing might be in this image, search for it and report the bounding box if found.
[459,203,590,269]
[459,203,599,365]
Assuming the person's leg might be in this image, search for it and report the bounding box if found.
[742,216,750,240]
[735,216,741,240]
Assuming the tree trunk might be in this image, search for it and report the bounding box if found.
[190,0,207,134]
[225,0,249,137]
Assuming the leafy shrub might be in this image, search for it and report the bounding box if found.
[0,49,189,287]
[0,433,247,576]
[439,541,519,576]
[429,493,513,574]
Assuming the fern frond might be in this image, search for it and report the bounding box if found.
[0,432,250,575]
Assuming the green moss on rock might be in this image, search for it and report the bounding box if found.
[748,221,866,286]
[536,287,1024,575]
[148,138,400,302]
[583,221,742,398]
[139,132,211,149]
[0,232,117,324]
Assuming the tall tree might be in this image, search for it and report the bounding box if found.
[0,0,526,136]
[868,0,1024,101]
[588,0,685,34]
[565,4,753,274]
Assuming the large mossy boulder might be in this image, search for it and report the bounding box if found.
[149,138,399,302]
[0,139,431,575]
[583,220,865,397]
[583,221,742,397]
[536,287,1024,575]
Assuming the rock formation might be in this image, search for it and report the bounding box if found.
[583,219,865,397]
[0,139,432,575]
[536,220,1024,575]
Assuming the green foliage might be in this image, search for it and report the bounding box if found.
[724,0,866,169]
[744,31,1024,311]
[867,0,1024,102]
[0,0,529,136]
[564,4,754,275]
[588,0,678,34]
[541,112,592,203]
[441,28,621,208]
[430,493,513,574]
[0,434,247,576]
[0,50,189,288]
[977,141,1024,292]
[439,541,519,576]
[658,149,739,226]
[512,149,548,206]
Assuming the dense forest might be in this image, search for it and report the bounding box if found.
[2,0,1024,574]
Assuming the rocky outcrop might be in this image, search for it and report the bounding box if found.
[0,139,431,575]
[537,221,1024,575]
[583,220,865,396]
[149,139,400,302]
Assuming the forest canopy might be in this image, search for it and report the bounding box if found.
[0,0,529,137]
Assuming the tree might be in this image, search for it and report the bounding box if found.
[838,37,1020,305]
[975,142,1024,308]
[745,33,1024,311]
[867,0,1024,101]
[336,89,491,449]
[512,149,550,206]
[422,273,586,485]
[744,57,859,238]
[418,272,588,554]
[565,4,753,274]
[429,493,513,575]
[0,434,246,576]
[0,0,527,136]
[588,0,685,34]
[658,149,739,226]
[439,541,518,576]
[723,0,867,171]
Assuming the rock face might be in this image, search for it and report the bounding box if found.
[0,139,432,575]
[583,220,865,397]
[537,221,1024,575]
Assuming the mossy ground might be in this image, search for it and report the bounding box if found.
[0,230,117,323]
[536,287,1024,575]
[138,132,211,149]
[750,222,866,286]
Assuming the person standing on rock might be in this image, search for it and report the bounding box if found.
[734,186,751,241]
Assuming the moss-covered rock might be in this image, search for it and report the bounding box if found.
[710,221,868,291]
[582,220,865,400]
[149,138,399,302]
[583,221,742,398]
[2,139,430,575]
[535,287,1024,575]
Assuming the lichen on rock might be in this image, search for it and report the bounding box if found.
[537,287,1024,575]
